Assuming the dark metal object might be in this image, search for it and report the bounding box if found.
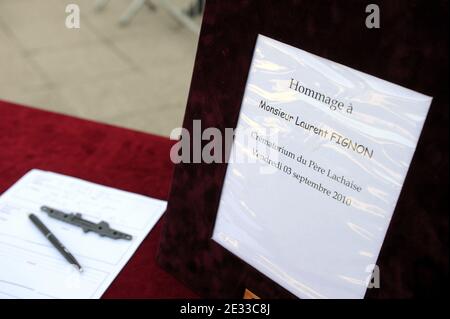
[41,206,133,241]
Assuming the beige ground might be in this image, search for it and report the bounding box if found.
[0,0,200,136]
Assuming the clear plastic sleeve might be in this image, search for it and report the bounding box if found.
[212,35,432,299]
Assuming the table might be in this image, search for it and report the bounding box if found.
[0,100,197,298]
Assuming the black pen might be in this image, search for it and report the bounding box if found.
[29,213,83,273]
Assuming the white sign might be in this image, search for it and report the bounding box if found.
[212,35,432,299]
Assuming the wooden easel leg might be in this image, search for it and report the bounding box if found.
[119,0,147,26]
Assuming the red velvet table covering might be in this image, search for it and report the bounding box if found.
[0,100,197,298]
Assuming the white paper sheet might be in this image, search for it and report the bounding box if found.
[212,35,432,299]
[0,169,166,299]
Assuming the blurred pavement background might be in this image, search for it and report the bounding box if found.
[0,0,201,136]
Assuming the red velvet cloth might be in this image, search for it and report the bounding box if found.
[158,0,448,298]
[0,100,197,298]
